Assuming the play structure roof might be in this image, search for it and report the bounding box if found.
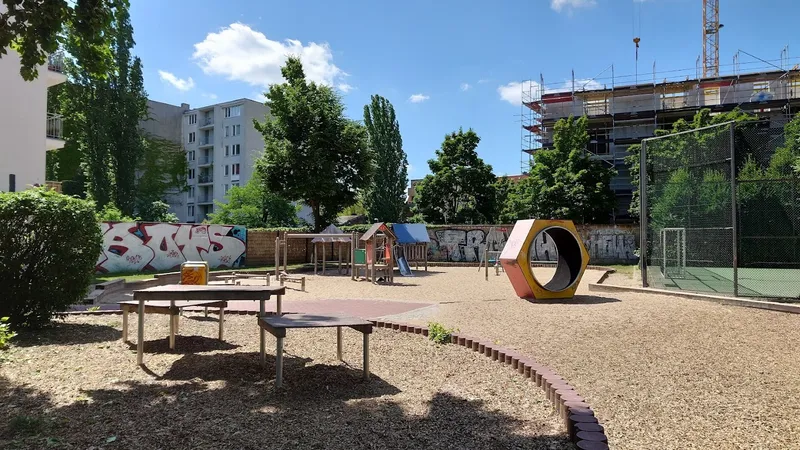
[311,224,351,243]
[393,223,430,244]
[360,223,396,241]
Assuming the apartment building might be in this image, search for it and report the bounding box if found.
[179,98,269,223]
[522,67,800,222]
[0,27,67,191]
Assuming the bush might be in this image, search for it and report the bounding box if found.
[96,203,138,222]
[0,317,16,349]
[427,322,456,345]
[0,189,102,328]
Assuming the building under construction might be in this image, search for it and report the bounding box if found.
[522,60,800,222]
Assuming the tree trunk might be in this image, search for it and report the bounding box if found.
[311,201,323,232]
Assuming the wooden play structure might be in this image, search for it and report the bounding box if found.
[478,226,508,281]
[274,230,357,284]
[311,224,353,275]
[499,220,589,300]
[354,223,396,283]
[392,223,430,272]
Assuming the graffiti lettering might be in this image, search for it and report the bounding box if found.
[96,222,247,273]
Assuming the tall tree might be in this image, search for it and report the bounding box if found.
[254,57,372,231]
[208,176,300,229]
[518,116,616,224]
[362,95,407,222]
[134,135,188,216]
[59,0,147,214]
[0,0,115,80]
[413,129,496,224]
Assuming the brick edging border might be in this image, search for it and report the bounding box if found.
[371,319,610,449]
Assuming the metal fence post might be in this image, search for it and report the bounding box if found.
[640,139,648,287]
[730,122,738,297]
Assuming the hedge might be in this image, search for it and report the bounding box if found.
[0,189,102,328]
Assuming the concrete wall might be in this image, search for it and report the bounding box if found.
[0,45,52,191]
[96,222,247,273]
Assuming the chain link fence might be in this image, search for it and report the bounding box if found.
[641,118,800,299]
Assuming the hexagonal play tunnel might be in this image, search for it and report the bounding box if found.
[499,219,590,300]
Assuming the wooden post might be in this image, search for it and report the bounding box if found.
[122,308,128,342]
[282,231,288,273]
[218,307,225,341]
[275,236,280,278]
[275,336,284,388]
[338,243,342,274]
[137,299,144,366]
[485,247,489,281]
[322,242,326,275]
[314,243,317,275]
[424,243,428,272]
[336,326,343,360]
[363,332,370,380]
[351,232,356,280]
[169,301,176,350]
[259,298,266,366]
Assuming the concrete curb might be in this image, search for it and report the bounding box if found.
[589,282,800,314]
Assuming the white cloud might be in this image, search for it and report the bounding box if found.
[460,83,471,91]
[497,81,539,105]
[477,79,490,84]
[158,70,195,91]
[409,93,430,103]
[497,78,604,105]
[202,92,218,100]
[550,0,596,12]
[407,163,414,174]
[192,23,347,88]
[337,83,354,93]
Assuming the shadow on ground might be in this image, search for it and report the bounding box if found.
[529,295,621,305]
[12,322,120,347]
[1,351,571,449]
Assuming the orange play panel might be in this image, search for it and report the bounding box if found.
[499,219,589,300]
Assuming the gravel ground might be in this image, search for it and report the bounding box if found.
[1,314,569,450]
[254,266,800,449]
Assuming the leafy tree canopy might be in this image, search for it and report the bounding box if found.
[208,176,300,229]
[254,57,371,231]
[362,95,408,222]
[413,128,496,224]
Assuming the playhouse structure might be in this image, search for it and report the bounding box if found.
[499,219,589,300]
[310,224,352,275]
[354,223,396,283]
[392,223,430,272]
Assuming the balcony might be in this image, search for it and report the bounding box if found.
[198,174,214,184]
[46,52,67,87]
[198,155,213,166]
[199,116,215,129]
[198,134,214,148]
[197,196,214,204]
[46,113,66,150]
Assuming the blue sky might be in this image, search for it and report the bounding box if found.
[131,0,800,179]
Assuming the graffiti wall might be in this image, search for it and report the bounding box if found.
[426,224,638,264]
[96,222,247,273]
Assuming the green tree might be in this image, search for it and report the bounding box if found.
[521,116,616,223]
[498,176,537,223]
[58,0,148,214]
[0,0,115,80]
[413,128,496,224]
[254,57,372,231]
[208,177,300,228]
[491,175,515,223]
[134,135,188,217]
[362,95,408,222]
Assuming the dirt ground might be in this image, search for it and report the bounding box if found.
[249,266,800,449]
[1,314,569,450]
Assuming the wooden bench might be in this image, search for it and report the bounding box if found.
[215,274,238,284]
[119,300,228,349]
[258,314,373,387]
[278,273,306,291]
[234,272,271,286]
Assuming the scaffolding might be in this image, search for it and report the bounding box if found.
[520,75,543,174]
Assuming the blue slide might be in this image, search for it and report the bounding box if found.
[397,256,414,277]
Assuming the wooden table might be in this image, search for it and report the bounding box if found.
[132,285,286,366]
[119,300,228,346]
[259,314,373,387]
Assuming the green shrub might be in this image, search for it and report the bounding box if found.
[96,203,138,222]
[427,322,456,345]
[0,317,16,349]
[0,189,103,328]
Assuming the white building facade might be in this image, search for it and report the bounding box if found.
[177,99,269,223]
[0,29,67,192]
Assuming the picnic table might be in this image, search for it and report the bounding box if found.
[259,314,373,387]
[132,285,286,366]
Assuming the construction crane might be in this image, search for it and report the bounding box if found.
[702,0,723,77]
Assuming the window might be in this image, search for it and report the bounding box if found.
[188,186,195,198]
[188,132,196,143]
[188,169,195,179]
[224,145,230,157]
[188,205,195,217]
[224,125,230,137]
[8,174,15,192]
[224,184,230,195]
[232,124,241,136]
[232,163,240,175]
[187,150,195,161]
[231,182,239,188]
[231,144,241,155]
[188,114,197,125]
[224,165,230,176]
[224,105,241,118]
